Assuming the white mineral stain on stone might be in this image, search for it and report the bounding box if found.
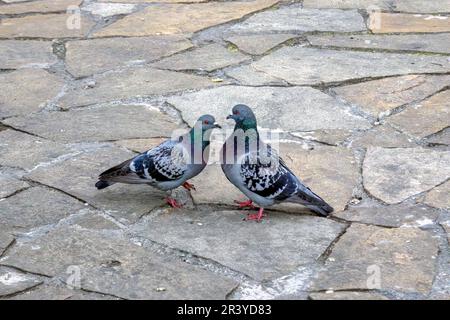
[0,272,31,285]
[82,3,137,17]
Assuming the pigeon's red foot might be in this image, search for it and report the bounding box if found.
[234,199,256,209]
[245,208,265,222]
[166,197,183,208]
[182,181,196,191]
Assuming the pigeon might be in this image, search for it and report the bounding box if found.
[221,104,333,221]
[95,114,221,208]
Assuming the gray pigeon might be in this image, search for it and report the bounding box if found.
[96,114,221,208]
[221,105,333,221]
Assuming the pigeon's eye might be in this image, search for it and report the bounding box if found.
[233,110,239,115]
[203,120,209,125]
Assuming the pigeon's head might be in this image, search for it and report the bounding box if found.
[227,104,257,129]
[196,114,221,131]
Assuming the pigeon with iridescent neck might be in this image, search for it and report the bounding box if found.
[221,104,333,221]
[95,115,221,208]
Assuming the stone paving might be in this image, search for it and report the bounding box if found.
[0,0,449,300]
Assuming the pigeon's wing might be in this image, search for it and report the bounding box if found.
[131,140,188,183]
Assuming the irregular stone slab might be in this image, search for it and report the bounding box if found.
[2,225,237,299]
[0,225,15,255]
[11,283,119,300]
[425,128,450,146]
[191,144,358,213]
[0,267,42,297]
[309,291,388,300]
[69,209,122,231]
[0,0,81,14]
[421,181,450,210]
[0,40,56,69]
[93,0,279,37]
[66,36,192,78]
[225,34,296,55]
[312,224,439,294]
[99,0,206,2]
[333,75,450,118]
[370,13,450,33]
[303,0,450,13]
[114,138,166,153]
[292,130,354,146]
[82,3,137,17]
[25,146,166,224]
[387,90,450,139]
[0,171,29,199]
[5,105,179,143]
[151,44,249,72]
[0,186,85,231]
[363,147,450,204]
[166,86,370,132]
[0,69,65,118]
[132,209,345,281]
[0,14,94,38]
[308,34,450,55]
[251,47,450,85]
[336,202,439,228]
[229,7,366,33]
[0,130,71,171]
[351,125,416,148]
[58,68,213,108]
[225,65,287,86]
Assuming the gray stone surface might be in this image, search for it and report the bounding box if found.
[0,0,81,14]
[0,40,56,69]
[350,125,416,148]
[4,104,180,143]
[0,170,29,199]
[421,181,450,210]
[132,209,346,281]
[25,145,167,224]
[0,69,65,118]
[369,12,450,33]
[250,47,450,85]
[363,147,450,204]
[166,86,370,133]
[151,44,249,72]
[225,34,296,55]
[0,130,71,171]
[229,6,366,33]
[225,65,287,86]
[308,34,450,54]
[0,267,42,297]
[312,224,439,294]
[66,36,192,78]
[0,186,85,231]
[425,128,450,146]
[291,129,354,146]
[309,291,388,300]
[335,202,440,228]
[10,283,119,300]
[82,3,137,17]
[0,225,15,256]
[58,68,214,108]
[1,224,238,299]
[333,75,450,118]
[387,90,450,139]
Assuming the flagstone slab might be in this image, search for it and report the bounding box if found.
[0,267,42,297]
[225,65,287,86]
[350,125,416,148]
[93,0,279,37]
[0,13,95,38]
[58,68,214,108]
[166,86,370,133]
[132,209,345,281]
[363,147,450,204]
[65,36,192,78]
[82,3,137,17]
[229,7,366,33]
[309,291,388,300]
[114,138,166,153]
[0,186,85,232]
[151,44,249,72]
[311,224,439,294]
[4,104,180,143]
[25,145,167,224]
[332,75,450,118]
[370,13,450,33]
[308,34,450,54]
[0,171,29,199]
[0,40,56,69]
[1,224,238,299]
[0,0,81,14]
[425,128,450,146]
[250,47,450,85]
[0,130,71,171]
[0,69,65,118]
[387,90,450,139]
[0,226,15,256]
[10,283,119,300]
[99,0,206,2]
[420,181,450,210]
[225,34,296,55]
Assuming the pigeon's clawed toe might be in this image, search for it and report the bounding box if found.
[244,208,265,222]
[182,181,196,191]
[166,197,183,209]
[234,199,256,209]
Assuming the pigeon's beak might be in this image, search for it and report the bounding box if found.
[214,123,222,129]
[226,114,234,121]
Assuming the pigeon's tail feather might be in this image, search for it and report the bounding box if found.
[289,187,334,216]
[95,180,114,190]
[305,203,334,217]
